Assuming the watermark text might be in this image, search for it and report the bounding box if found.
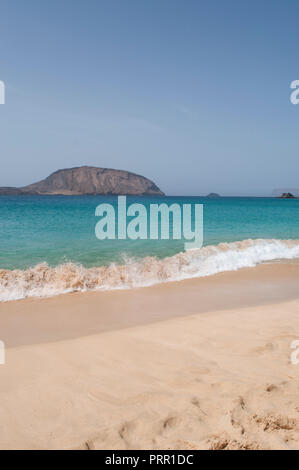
[291,340,299,365]
[95,196,203,251]
[0,341,5,365]
[0,81,5,104]
[290,80,299,105]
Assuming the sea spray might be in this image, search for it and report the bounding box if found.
[1,239,299,302]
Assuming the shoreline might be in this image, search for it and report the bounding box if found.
[1,261,299,348]
[0,262,299,449]
[1,238,299,303]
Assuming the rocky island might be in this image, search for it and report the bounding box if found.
[279,193,296,199]
[0,166,164,196]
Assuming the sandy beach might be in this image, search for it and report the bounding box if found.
[1,0,299,453]
[0,262,298,450]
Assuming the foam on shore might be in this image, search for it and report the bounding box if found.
[1,239,299,302]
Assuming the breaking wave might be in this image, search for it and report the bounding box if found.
[1,239,299,302]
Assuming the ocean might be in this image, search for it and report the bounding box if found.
[0,195,299,301]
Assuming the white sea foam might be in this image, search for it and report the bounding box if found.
[1,239,299,302]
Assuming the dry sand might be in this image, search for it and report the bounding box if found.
[0,262,298,450]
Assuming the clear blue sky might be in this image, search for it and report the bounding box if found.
[0,0,298,195]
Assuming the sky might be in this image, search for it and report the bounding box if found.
[0,0,298,196]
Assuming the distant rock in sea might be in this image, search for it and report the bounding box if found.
[279,193,296,199]
[272,188,299,198]
[0,166,165,196]
[206,193,221,198]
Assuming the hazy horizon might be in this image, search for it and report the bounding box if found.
[0,0,299,196]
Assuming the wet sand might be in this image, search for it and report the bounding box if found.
[1,262,299,348]
[0,262,298,449]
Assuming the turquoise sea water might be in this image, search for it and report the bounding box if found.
[1,195,299,271]
[1,195,299,301]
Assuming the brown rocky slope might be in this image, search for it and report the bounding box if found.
[0,166,164,196]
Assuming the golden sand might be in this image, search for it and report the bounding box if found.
[0,262,298,449]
